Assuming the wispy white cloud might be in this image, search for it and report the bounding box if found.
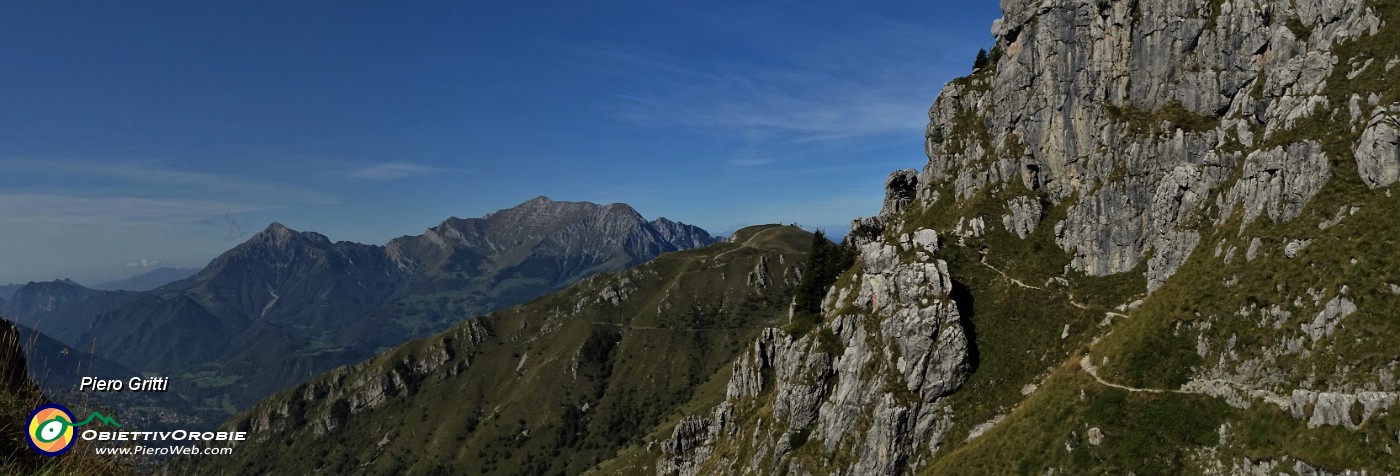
[571,16,980,145]
[350,161,445,180]
[608,67,934,143]
[126,259,163,268]
[0,158,338,206]
[0,194,257,221]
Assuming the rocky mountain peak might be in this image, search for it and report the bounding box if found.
[235,222,333,254]
[8,278,90,308]
[194,222,341,285]
[650,216,716,250]
[2,278,126,345]
[415,197,711,259]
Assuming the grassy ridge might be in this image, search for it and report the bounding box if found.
[171,225,812,475]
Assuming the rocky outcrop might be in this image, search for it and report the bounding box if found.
[1290,389,1400,430]
[6,279,93,315]
[1218,142,1331,231]
[1356,107,1400,188]
[656,407,730,476]
[850,170,922,247]
[651,217,717,250]
[659,204,970,474]
[1301,295,1356,343]
[1001,196,1041,239]
[1200,455,1376,476]
[236,319,488,440]
[880,170,921,218]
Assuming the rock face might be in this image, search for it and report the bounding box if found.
[1001,196,1042,239]
[1219,142,1331,230]
[1356,107,1400,188]
[924,0,1377,282]
[6,279,89,315]
[398,197,716,285]
[237,319,489,439]
[660,216,971,475]
[660,0,1400,474]
[4,279,135,345]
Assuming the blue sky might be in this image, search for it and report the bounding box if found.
[0,0,1002,284]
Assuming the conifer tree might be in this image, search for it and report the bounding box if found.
[973,48,989,70]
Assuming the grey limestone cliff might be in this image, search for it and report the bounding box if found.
[657,0,1400,473]
[660,211,971,474]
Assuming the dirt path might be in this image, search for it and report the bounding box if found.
[979,261,1136,324]
[579,321,745,332]
[975,260,1181,396]
[1078,354,1174,394]
[979,262,1044,291]
[1065,293,1131,318]
[712,226,778,261]
[977,260,1400,425]
[976,261,1176,396]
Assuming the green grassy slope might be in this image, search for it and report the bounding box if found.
[169,225,811,475]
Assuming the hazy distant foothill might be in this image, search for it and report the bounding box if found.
[4,197,714,420]
[91,268,201,292]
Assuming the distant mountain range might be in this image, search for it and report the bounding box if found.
[3,280,138,346]
[91,267,200,292]
[0,268,197,344]
[6,196,714,416]
[0,268,196,305]
[0,284,20,301]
